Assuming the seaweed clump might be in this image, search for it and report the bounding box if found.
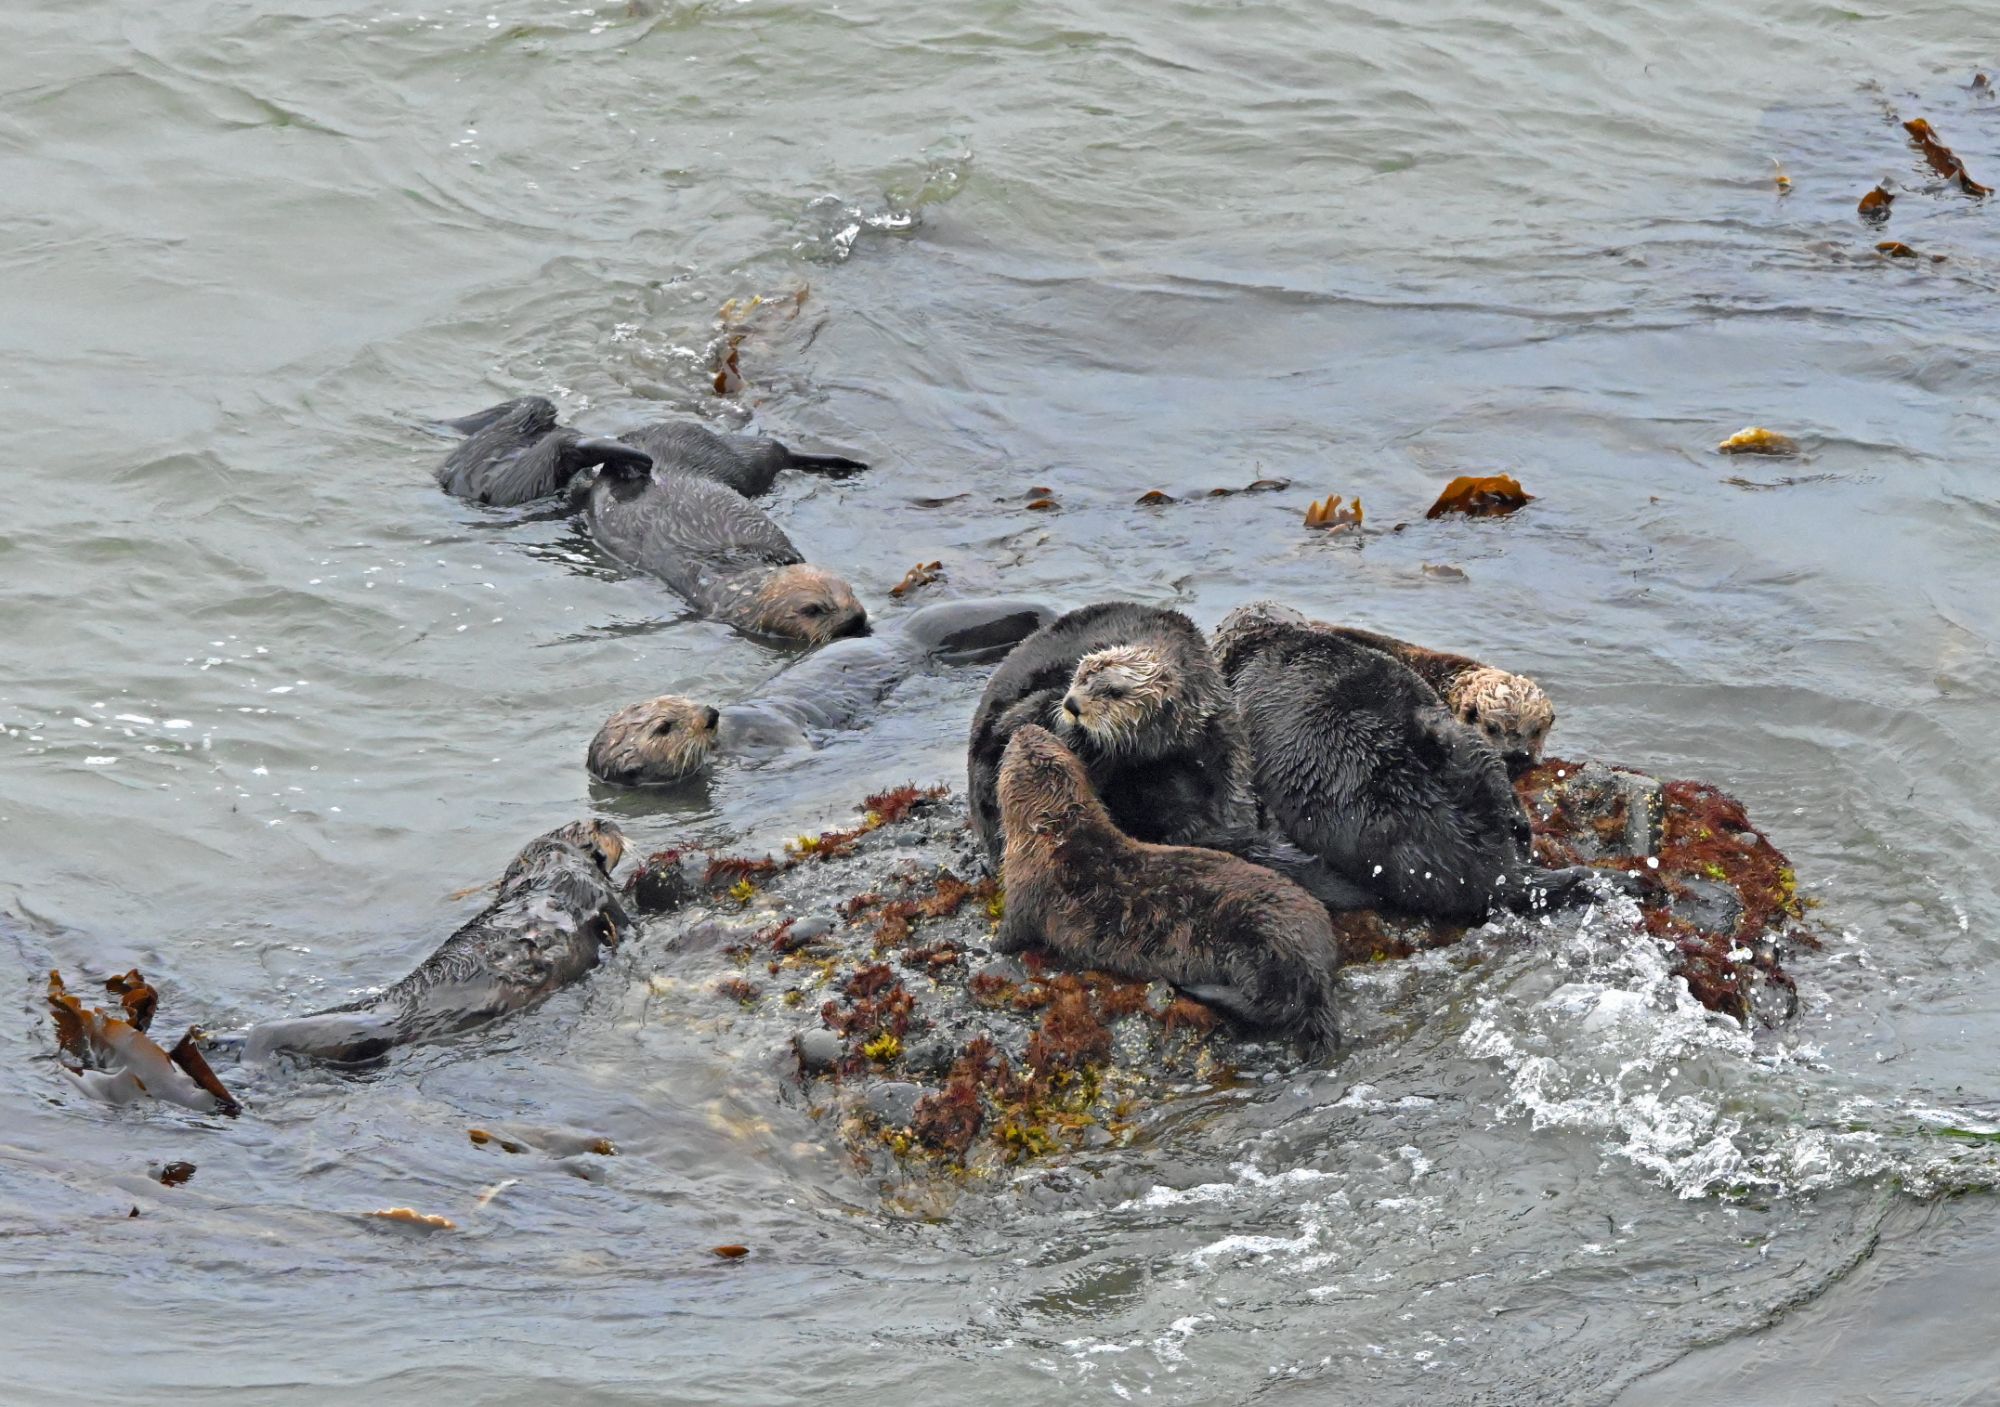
[1516,759,1814,1023]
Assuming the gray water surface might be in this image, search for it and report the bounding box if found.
[4,1,1998,1402]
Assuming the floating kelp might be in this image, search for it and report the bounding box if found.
[47,969,239,1115]
[1303,494,1363,531]
[1717,426,1801,457]
[1425,474,1534,519]
[362,1208,456,1231]
[1859,185,1896,220]
[1904,118,1992,197]
[710,287,811,396]
[890,561,944,597]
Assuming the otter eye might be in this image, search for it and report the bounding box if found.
[654,719,677,734]
[1098,684,1127,701]
[800,603,828,617]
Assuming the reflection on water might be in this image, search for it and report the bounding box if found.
[2,0,1997,1400]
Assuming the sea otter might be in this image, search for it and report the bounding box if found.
[967,602,1257,867]
[1327,623,1554,774]
[619,418,867,497]
[433,396,654,507]
[996,725,1342,1057]
[220,821,630,1065]
[582,461,866,645]
[1213,602,1626,922]
[589,598,1055,786]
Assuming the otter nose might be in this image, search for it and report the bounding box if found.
[1061,692,1083,720]
[831,609,869,640]
[703,706,721,730]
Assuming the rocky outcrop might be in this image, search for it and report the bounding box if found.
[624,761,1816,1175]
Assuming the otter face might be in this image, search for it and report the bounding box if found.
[1057,646,1171,753]
[1453,668,1554,775]
[587,697,721,786]
[752,565,868,645]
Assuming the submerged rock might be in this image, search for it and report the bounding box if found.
[625,765,1816,1174]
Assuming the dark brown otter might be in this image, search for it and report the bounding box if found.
[1213,602,1630,922]
[1327,624,1554,774]
[225,821,630,1064]
[995,725,1341,1057]
[433,396,653,507]
[582,462,866,645]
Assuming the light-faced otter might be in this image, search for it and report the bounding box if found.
[619,419,867,497]
[583,463,866,645]
[434,396,654,507]
[1327,623,1554,774]
[996,725,1342,1057]
[588,598,1055,786]
[966,602,1256,868]
[223,821,629,1064]
[1213,602,1627,922]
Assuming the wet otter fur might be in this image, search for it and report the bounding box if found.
[619,418,866,497]
[589,599,1054,786]
[434,396,654,507]
[228,821,629,1064]
[583,462,866,645]
[1328,623,1554,773]
[996,725,1341,1057]
[967,602,1256,867]
[1214,602,1626,922]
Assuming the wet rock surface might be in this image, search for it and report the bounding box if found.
[624,763,1816,1175]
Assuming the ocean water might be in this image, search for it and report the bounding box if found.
[2,0,1997,1401]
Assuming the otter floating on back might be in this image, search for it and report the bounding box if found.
[219,821,629,1065]
[582,461,867,645]
[433,396,868,507]
[589,598,1055,786]
[996,724,1342,1058]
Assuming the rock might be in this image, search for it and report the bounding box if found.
[863,1081,927,1128]
[641,765,1811,1177]
[792,1027,845,1075]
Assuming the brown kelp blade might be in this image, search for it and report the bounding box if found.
[1425,475,1533,519]
[47,969,239,1115]
[1904,118,1992,197]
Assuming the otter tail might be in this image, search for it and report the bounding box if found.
[782,450,869,477]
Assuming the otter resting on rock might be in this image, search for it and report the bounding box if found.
[434,396,654,507]
[588,598,1055,786]
[996,725,1342,1058]
[1328,623,1554,774]
[618,419,867,498]
[967,602,1257,866]
[219,821,630,1065]
[1214,602,1630,922]
[583,460,866,645]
